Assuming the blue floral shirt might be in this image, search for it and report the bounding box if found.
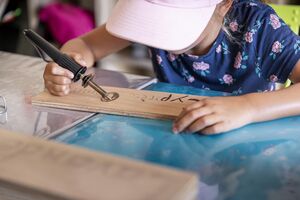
[149,0,300,94]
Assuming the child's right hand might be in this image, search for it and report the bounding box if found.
[43,52,87,96]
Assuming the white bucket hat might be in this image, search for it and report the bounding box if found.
[106,0,222,51]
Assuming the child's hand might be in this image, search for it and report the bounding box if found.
[43,52,87,96]
[173,96,256,135]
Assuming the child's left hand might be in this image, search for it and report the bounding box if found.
[173,96,256,135]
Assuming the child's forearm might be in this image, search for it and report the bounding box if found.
[60,24,131,68]
[245,83,300,122]
[60,38,95,67]
[80,24,130,63]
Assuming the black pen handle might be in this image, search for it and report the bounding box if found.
[53,53,87,81]
[23,29,87,82]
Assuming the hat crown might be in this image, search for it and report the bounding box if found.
[146,0,222,8]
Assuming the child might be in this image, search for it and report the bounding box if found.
[43,0,300,135]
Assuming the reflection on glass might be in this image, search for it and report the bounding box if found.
[0,96,7,124]
[0,96,7,114]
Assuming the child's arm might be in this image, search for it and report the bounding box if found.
[173,60,300,135]
[62,24,131,67]
[43,24,130,96]
[245,60,300,122]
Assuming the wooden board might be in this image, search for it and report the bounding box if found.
[0,129,199,200]
[32,84,205,119]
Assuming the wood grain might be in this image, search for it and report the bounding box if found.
[32,84,205,119]
[0,129,199,200]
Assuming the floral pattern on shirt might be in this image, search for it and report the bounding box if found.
[167,53,177,62]
[156,55,163,66]
[294,40,300,55]
[269,14,282,30]
[234,51,248,69]
[269,74,279,82]
[255,57,262,78]
[232,87,243,95]
[193,61,210,76]
[270,40,285,60]
[243,20,262,44]
[216,41,231,55]
[219,74,234,85]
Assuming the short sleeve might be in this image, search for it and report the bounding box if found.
[255,6,300,84]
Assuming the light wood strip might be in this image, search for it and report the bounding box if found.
[0,129,199,200]
[32,84,205,119]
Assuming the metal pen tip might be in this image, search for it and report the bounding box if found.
[80,74,119,102]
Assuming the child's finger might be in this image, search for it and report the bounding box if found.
[201,122,226,135]
[48,88,69,96]
[45,81,70,94]
[182,100,206,113]
[173,107,212,134]
[186,114,220,133]
[46,62,74,79]
[174,101,205,124]
[44,75,72,85]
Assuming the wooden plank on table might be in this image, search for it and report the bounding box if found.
[31,84,205,119]
[0,129,199,200]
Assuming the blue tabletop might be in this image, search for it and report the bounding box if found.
[54,82,300,200]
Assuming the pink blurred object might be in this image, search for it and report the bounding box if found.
[39,3,95,44]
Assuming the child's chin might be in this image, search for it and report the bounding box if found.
[168,49,189,55]
[169,42,202,55]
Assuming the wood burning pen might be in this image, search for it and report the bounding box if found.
[23,29,119,102]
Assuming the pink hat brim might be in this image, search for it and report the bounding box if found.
[106,0,217,51]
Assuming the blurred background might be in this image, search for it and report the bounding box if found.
[0,0,299,77]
